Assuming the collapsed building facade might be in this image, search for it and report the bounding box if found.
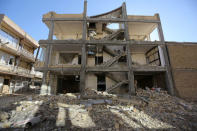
[0,14,42,93]
[36,1,197,101]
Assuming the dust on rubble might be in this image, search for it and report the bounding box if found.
[0,88,197,130]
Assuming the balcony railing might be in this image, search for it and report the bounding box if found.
[18,48,35,61]
[33,71,43,78]
[0,30,35,62]
[0,42,35,62]
[0,63,35,78]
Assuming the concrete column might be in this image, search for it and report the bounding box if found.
[40,13,54,95]
[156,14,174,95]
[80,0,87,94]
[126,44,135,95]
[122,2,135,96]
[80,44,86,94]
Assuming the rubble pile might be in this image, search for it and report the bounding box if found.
[83,88,117,99]
[0,89,197,130]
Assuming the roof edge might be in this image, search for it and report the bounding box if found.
[90,6,122,18]
[0,14,39,48]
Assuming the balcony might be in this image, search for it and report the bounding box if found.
[30,68,43,78]
[0,63,35,78]
[0,42,35,62]
[19,48,35,62]
[0,40,19,56]
[33,71,43,78]
[0,30,35,62]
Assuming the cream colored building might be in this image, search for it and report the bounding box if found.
[0,14,42,93]
[35,1,176,97]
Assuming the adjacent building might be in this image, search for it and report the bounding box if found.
[36,1,197,101]
[0,14,42,93]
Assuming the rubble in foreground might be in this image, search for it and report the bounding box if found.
[0,89,197,131]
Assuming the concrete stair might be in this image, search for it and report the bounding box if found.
[103,46,116,57]
[98,52,124,67]
[105,73,121,83]
[107,80,129,92]
[103,29,124,40]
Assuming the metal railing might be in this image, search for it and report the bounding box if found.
[18,47,35,61]
[0,63,34,77]
[0,30,35,61]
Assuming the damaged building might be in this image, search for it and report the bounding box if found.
[35,1,197,101]
[0,14,42,94]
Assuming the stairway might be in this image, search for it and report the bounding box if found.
[105,72,121,83]
[104,27,114,34]
[98,52,124,67]
[103,29,124,40]
[107,80,129,92]
[103,46,116,57]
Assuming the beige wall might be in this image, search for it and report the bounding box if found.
[86,73,97,90]
[172,70,197,101]
[167,43,197,101]
[87,56,95,66]
[131,53,146,65]
[167,44,197,69]
[51,51,59,65]
[106,76,116,90]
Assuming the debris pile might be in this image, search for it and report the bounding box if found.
[0,89,197,130]
[83,88,117,99]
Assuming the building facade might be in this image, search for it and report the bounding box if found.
[36,1,197,101]
[0,14,42,93]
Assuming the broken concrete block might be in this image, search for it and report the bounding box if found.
[0,112,9,122]
[105,99,112,104]
[1,121,11,128]
[16,106,23,112]
[12,116,41,128]
[115,123,119,129]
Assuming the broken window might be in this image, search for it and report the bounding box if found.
[97,74,106,91]
[78,55,81,64]
[95,56,103,65]
[9,57,14,65]
[3,79,9,85]
[146,47,161,66]
[89,22,96,29]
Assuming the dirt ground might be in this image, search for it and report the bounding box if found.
[0,88,197,131]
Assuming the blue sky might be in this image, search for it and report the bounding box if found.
[0,0,197,42]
